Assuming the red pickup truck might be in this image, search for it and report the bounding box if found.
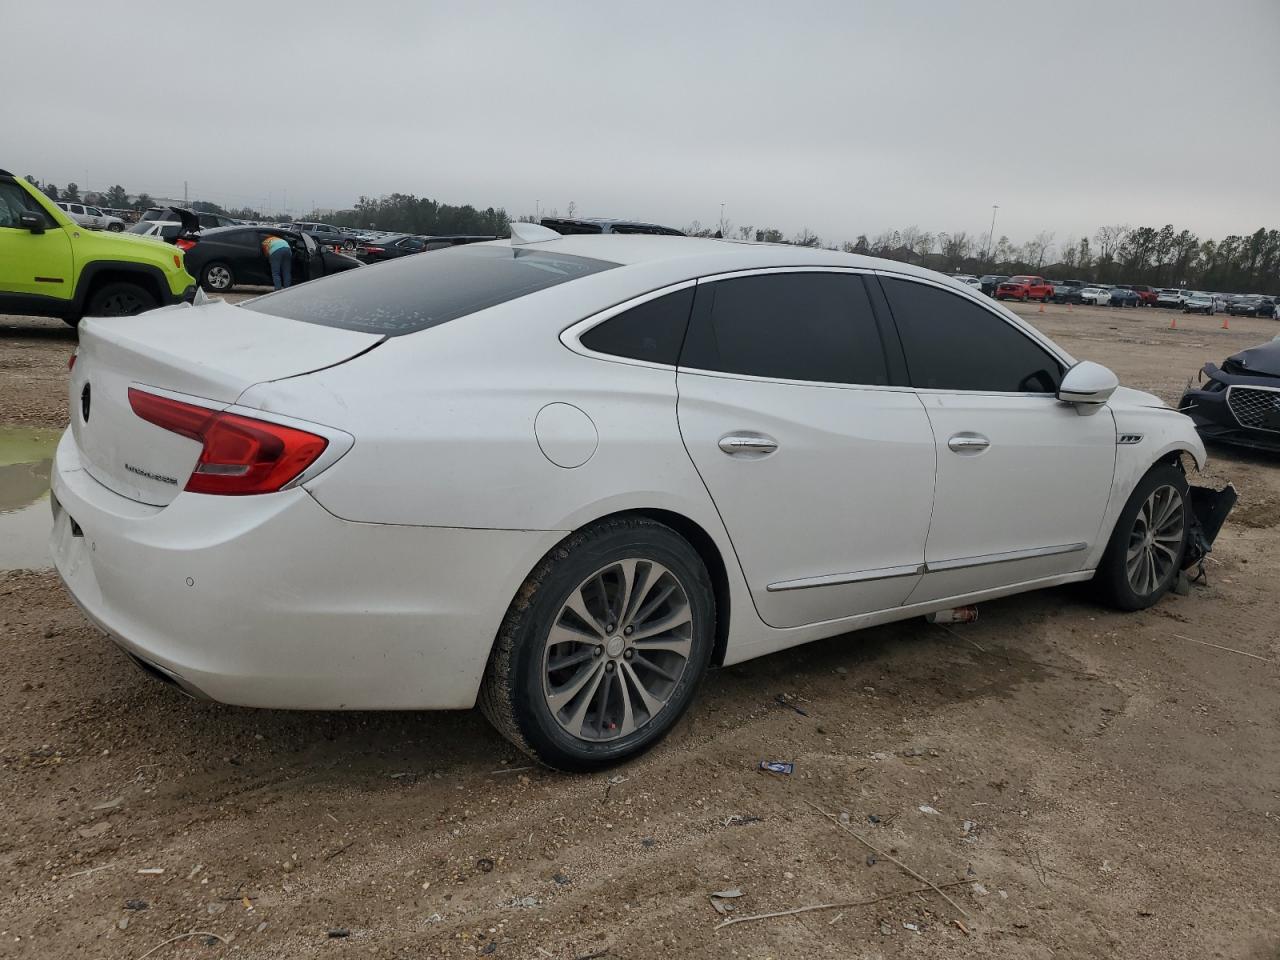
[995,275,1054,302]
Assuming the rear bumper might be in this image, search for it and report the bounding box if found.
[50,431,563,710]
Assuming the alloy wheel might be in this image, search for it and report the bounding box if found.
[1125,484,1184,597]
[206,265,232,290]
[542,558,694,742]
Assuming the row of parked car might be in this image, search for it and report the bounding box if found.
[958,274,1277,318]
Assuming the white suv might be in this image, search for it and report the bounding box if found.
[55,201,125,232]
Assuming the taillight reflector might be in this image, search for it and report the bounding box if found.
[175,238,196,252]
[127,388,328,495]
[68,351,77,371]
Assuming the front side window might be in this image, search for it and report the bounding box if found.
[680,272,889,385]
[245,244,617,336]
[0,182,58,228]
[579,287,695,365]
[880,277,1063,393]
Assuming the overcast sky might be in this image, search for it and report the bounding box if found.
[5,0,1277,247]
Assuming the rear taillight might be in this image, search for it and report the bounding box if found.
[128,388,328,495]
[364,246,384,254]
[68,350,77,371]
[175,238,197,252]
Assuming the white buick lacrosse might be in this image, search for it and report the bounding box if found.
[52,224,1223,769]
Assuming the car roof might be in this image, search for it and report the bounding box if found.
[201,225,301,237]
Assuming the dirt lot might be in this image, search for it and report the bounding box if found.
[1,299,1278,960]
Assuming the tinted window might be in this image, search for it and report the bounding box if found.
[680,273,888,385]
[245,244,617,336]
[580,287,694,365]
[881,277,1063,393]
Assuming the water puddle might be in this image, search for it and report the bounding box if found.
[0,427,61,571]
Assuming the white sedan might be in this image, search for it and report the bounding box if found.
[52,227,1220,769]
[1080,285,1113,305]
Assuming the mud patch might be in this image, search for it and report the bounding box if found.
[0,426,59,570]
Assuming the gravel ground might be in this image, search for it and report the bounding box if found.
[1,299,1278,959]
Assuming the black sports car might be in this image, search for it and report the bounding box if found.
[1180,339,1280,452]
[181,225,363,292]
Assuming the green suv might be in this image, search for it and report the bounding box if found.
[0,169,196,325]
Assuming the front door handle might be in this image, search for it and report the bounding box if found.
[947,433,990,454]
[718,434,778,457]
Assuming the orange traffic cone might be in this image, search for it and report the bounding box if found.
[1221,314,1229,330]
[1038,301,1045,314]
[1067,302,1074,313]
[1170,313,1177,329]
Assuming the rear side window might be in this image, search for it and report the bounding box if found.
[680,272,889,385]
[245,244,617,335]
[881,277,1063,393]
[579,287,694,365]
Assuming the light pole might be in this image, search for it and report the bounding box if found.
[985,204,999,264]
[535,200,540,220]
[719,202,726,236]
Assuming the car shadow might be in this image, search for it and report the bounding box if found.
[0,316,78,341]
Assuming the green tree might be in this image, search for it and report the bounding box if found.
[42,183,59,201]
[63,182,80,201]
[133,192,153,212]
[105,184,130,209]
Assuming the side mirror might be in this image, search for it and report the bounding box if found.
[1058,360,1118,408]
[19,212,45,234]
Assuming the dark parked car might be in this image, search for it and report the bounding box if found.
[355,233,426,263]
[540,217,684,236]
[1051,281,1087,303]
[288,221,357,251]
[978,274,1009,295]
[1109,287,1141,308]
[1227,296,1276,318]
[1181,339,1280,451]
[180,225,362,292]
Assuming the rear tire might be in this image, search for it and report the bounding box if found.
[85,281,157,317]
[1093,463,1189,611]
[479,516,715,771]
[201,262,235,292]
[107,223,124,232]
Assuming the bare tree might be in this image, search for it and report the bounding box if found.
[737,224,753,241]
[566,200,577,219]
[1094,224,1129,261]
[1023,231,1055,270]
[792,228,821,248]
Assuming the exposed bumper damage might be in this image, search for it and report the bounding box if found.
[1183,482,1237,573]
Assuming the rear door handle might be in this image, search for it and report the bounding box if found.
[718,434,778,457]
[947,433,990,454]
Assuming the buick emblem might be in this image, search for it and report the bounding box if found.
[81,382,91,423]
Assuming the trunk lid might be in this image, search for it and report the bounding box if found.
[70,300,382,506]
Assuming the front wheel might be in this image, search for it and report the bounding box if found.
[480,517,715,771]
[85,281,157,317]
[1093,463,1189,611]
[107,223,124,232]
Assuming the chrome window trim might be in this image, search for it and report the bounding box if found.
[767,563,924,593]
[558,278,698,373]
[926,541,1087,573]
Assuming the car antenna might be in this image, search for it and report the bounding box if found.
[509,222,561,245]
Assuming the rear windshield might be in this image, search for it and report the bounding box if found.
[244,244,618,336]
